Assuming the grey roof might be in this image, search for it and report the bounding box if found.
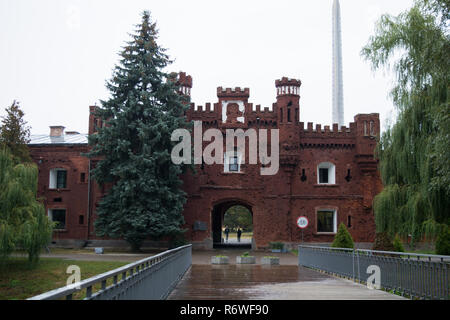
[28,133,89,145]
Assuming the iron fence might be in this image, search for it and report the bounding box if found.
[298,245,449,300]
[28,244,192,300]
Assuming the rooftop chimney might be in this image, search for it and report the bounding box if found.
[50,126,65,137]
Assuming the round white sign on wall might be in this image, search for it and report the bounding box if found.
[297,216,309,229]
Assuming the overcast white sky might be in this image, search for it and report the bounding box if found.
[0,0,414,135]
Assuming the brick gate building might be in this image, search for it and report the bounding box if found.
[29,73,381,249]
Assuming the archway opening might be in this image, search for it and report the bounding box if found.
[212,201,253,249]
[223,205,252,244]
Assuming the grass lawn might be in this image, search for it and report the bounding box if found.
[0,257,129,300]
[402,248,436,255]
[47,247,163,255]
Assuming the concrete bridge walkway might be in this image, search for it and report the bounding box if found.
[168,250,405,300]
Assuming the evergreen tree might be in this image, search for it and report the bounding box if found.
[331,223,354,249]
[0,148,53,266]
[435,226,450,255]
[393,234,405,252]
[361,0,449,245]
[0,100,31,163]
[86,11,190,251]
[372,232,395,252]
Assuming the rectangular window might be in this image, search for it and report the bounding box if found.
[79,215,84,225]
[229,156,239,172]
[49,209,66,230]
[317,210,335,233]
[49,169,67,189]
[287,108,291,122]
[56,170,67,188]
[319,168,329,184]
[347,215,352,228]
[80,172,86,183]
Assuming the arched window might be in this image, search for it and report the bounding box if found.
[317,162,336,184]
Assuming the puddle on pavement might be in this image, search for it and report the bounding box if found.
[168,264,332,300]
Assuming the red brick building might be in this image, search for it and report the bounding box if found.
[29,73,381,249]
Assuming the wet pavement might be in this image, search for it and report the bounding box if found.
[168,251,406,300]
[32,248,406,299]
[192,249,299,265]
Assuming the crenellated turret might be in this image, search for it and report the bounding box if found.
[217,87,250,102]
[275,77,301,124]
[177,72,193,97]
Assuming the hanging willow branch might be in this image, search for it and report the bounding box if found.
[362,0,449,245]
[0,148,53,266]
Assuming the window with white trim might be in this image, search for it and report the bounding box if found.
[317,162,336,184]
[317,209,337,233]
[224,150,242,173]
[48,209,66,230]
[49,168,67,189]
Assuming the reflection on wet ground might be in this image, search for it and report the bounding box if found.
[168,264,405,300]
[168,265,328,300]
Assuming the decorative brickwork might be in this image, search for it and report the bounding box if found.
[29,72,381,249]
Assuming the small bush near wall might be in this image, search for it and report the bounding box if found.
[393,234,405,252]
[435,226,450,255]
[372,232,395,251]
[269,242,284,250]
[331,223,354,249]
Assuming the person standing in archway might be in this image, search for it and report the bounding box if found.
[224,226,230,242]
[237,228,242,243]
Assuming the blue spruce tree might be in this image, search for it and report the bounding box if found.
[87,11,190,251]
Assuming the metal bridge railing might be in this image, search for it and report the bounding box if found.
[298,245,449,300]
[28,244,192,300]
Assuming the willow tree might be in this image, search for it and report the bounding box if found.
[0,148,53,266]
[361,0,449,245]
[86,11,190,251]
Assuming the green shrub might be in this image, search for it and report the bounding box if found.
[331,223,354,249]
[435,226,450,255]
[372,232,395,251]
[269,242,284,250]
[393,234,405,252]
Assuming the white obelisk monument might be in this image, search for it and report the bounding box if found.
[332,0,344,127]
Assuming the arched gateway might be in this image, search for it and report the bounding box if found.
[211,199,253,249]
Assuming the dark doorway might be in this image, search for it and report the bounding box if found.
[212,200,253,249]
